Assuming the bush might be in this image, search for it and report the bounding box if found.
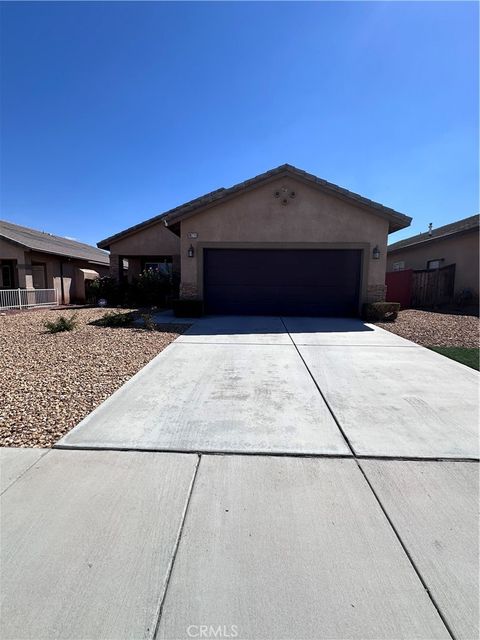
[95,310,134,327]
[141,313,156,331]
[362,302,400,322]
[173,299,204,318]
[88,270,180,308]
[87,276,122,306]
[44,313,78,333]
[127,270,173,307]
[455,288,478,308]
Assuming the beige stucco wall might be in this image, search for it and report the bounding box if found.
[387,230,479,296]
[0,239,25,262]
[108,223,180,256]
[179,176,390,305]
[0,239,26,286]
[108,223,180,281]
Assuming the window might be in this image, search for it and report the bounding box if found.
[1,263,13,288]
[31,262,47,288]
[144,261,172,277]
[393,261,405,271]
[427,259,442,270]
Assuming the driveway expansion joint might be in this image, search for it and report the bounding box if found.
[279,316,356,456]
[0,448,52,496]
[279,316,466,639]
[152,453,202,640]
[52,443,479,463]
[356,460,457,640]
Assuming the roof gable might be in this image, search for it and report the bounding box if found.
[97,164,411,248]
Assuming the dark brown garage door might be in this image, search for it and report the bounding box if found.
[203,248,362,316]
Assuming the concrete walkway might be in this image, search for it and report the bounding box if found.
[1,316,479,639]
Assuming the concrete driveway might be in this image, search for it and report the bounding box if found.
[2,316,479,640]
[58,315,479,459]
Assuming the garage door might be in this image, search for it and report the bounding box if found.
[203,248,362,316]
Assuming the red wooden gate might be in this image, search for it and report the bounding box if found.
[386,264,456,308]
[385,270,413,308]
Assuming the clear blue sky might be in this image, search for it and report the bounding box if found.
[1,1,478,246]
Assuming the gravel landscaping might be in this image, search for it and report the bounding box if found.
[0,308,187,448]
[376,309,479,348]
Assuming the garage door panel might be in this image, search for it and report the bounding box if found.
[282,286,360,302]
[206,260,260,286]
[282,270,360,288]
[207,285,280,303]
[204,249,361,316]
[205,252,359,287]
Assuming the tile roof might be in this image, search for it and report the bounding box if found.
[0,220,110,264]
[388,214,479,253]
[97,164,411,249]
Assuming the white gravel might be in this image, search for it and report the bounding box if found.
[0,308,186,447]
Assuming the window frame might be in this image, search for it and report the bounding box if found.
[142,257,173,278]
[427,259,442,270]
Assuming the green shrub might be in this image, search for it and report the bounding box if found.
[44,313,78,333]
[362,302,400,322]
[173,299,204,318]
[88,276,122,306]
[141,313,156,331]
[95,310,134,327]
[87,270,180,308]
[127,270,173,307]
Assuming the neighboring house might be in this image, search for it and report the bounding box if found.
[387,214,479,298]
[0,220,110,304]
[98,164,411,316]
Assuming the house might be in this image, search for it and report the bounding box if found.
[0,220,110,304]
[387,214,479,299]
[98,164,412,316]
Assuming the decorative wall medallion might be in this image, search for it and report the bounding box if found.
[273,186,297,205]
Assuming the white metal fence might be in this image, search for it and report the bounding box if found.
[0,288,58,311]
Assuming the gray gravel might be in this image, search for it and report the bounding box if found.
[0,308,186,447]
[376,309,479,348]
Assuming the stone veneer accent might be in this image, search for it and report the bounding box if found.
[109,254,122,281]
[366,284,387,303]
[180,282,199,299]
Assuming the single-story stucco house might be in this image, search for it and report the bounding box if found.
[387,214,479,299]
[98,164,412,316]
[0,220,110,304]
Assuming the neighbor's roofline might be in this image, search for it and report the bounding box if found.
[1,227,109,265]
[388,213,479,253]
[97,164,412,249]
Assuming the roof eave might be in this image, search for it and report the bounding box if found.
[0,235,29,250]
[7,242,109,264]
[388,216,413,234]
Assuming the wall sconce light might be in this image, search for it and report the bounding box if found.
[372,245,380,260]
[187,244,194,258]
